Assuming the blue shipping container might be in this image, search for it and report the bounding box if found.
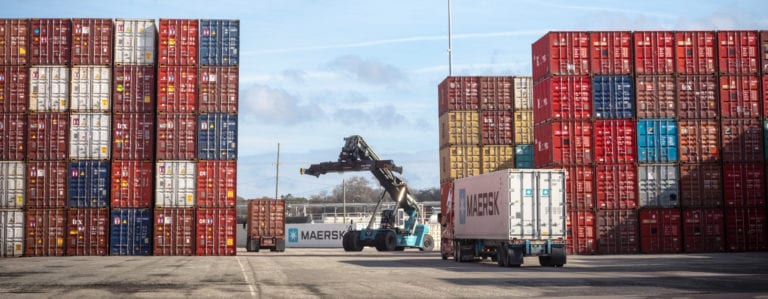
[199,20,239,66]
[515,144,534,168]
[68,160,110,208]
[637,118,678,163]
[593,75,634,119]
[110,208,152,255]
[198,113,238,160]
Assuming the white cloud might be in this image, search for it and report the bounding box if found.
[239,84,323,125]
[326,55,406,86]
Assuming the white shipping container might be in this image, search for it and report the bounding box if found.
[453,169,566,241]
[638,164,680,208]
[286,223,350,248]
[29,66,69,112]
[0,162,25,209]
[155,160,196,208]
[513,77,533,110]
[69,113,111,160]
[1,209,24,257]
[114,19,156,65]
[70,66,111,111]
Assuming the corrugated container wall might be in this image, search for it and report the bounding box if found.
[479,77,512,111]
[0,113,26,160]
[25,208,67,256]
[70,18,113,65]
[633,31,675,74]
[764,76,768,118]
[676,75,718,119]
[514,144,533,169]
[66,208,108,256]
[592,75,634,119]
[156,113,197,160]
[109,208,152,255]
[721,118,763,162]
[246,199,286,252]
[675,31,716,74]
[567,209,595,254]
[679,163,723,208]
[155,160,196,208]
[158,19,198,66]
[68,160,110,208]
[590,31,632,74]
[762,31,768,74]
[197,160,236,208]
[0,161,25,209]
[29,66,69,112]
[195,207,237,256]
[113,19,156,65]
[595,164,638,210]
[725,207,767,252]
[594,119,636,164]
[480,110,513,145]
[198,113,238,160]
[678,119,720,163]
[70,66,111,112]
[533,76,592,122]
[438,77,479,115]
[157,66,197,113]
[717,31,759,75]
[112,65,156,113]
[439,145,481,182]
[640,208,682,253]
[111,160,153,208]
[26,161,67,208]
[638,164,679,208]
[637,119,678,163]
[0,19,29,65]
[597,209,639,254]
[564,165,595,210]
[513,77,532,110]
[199,19,239,66]
[30,19,71,65]
[112,113,155,160]
[153,208,195,256]
[439,111,479,148]
[199,66,238,113]
[532,32,590,81]
[27,112,68,160]
[534,120,593,167]
[0,209,24,257]
[0,66,28,113]
[683,208,724,253]
[722,163,765,207]
[69,113,111,160]
[480,145,515,174]
[719,75,760,118]
[514,110,533,144]
[635,75,676,118]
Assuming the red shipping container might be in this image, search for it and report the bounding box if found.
[678,119,720,163]
[719,75,760,118]
[0,19,29,65]
[196,207,237,256]
[478,77,512,111]
[594,119,636,164]
[717,31,759,75]
[480,110,513,145]
[158,19,199,66]
[156,113,197,160]
[596,164,638,210]
[682,208,724,253]
[764,75,768,117]
[564,165,595,210]
[639,208,682,254]
[440,180,453,223]
[597,209,639,254]
[112,113,155,160]
[531,32,590,81]
[154,208,195,256]
[533,120,592,167]
[533,75,592,123]
[723,163,765,207]
[590,31,632,75]
[67,208,108,256]
[71,18,113,65]
[438,77,479,115]
[0,66,29,113]
[0,113,26,160]
[26,161,67,208]
[157,66,197,113]
[199,66,239,113]
[25,208,67,256]
[635,75,676,118]
[725,207,767,252]
[761,31,768,74]
[676,75,718,119]
[679,163,723,208]
[567,209,595,255]
[675,31,716,74]
[30,19,71,65]
[27,112,68,161]
[721,118,763,162]
[113,65,156,113]
[111,160,153,208]
[633,31,675,74]
[197,160,237,208]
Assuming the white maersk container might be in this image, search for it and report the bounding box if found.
[155,160,196,208]
[69,113,111,160]
[0,162,25,209]
[114,19,156,65]
[29,66,69,112]
[1,209,24,257]
[70,66,111,112]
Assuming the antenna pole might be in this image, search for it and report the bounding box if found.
[275,142,280,199]
[448,0,453,76]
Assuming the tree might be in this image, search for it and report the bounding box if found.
[328,176,380,203]
[412,187,440,202]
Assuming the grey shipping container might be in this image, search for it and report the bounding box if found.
[155,160,196,208]
[29,66,69,112]
[0,161,25,209]
[638,164,680,208]
[69,113,111,160]
[70,66,111,112]
[0,209,24,257]
[113,19,156,65]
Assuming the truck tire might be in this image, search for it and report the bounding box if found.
[550,246,566,267]
[538,256,552,267]
[507,246,523,267]
[497,244,507,267]
[248,239,260,253]
[419,234,434,252]
[374,232,386,251]
[342,232,352,251]
[453,240,461,262]
[276,239,286,252]
[382,230,397,251]
[349,231,364,251]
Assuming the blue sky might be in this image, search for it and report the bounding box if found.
[4,0,767,199]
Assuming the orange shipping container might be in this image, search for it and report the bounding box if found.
[635,75,676,118]
[717,31,759,75]
[676,75,718,119]
[678,119,720,163]
[246,200,284,253]
[633,31,675,75]
[675,31,716,74]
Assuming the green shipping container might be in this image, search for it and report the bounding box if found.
[515,144,534,169]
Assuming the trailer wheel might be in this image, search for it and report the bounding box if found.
[497,245,507,267]
[550,246,566,267]
[453,240,461,262]
[507,246,523,267]
[538,256,552,267]
[349,231,364,251]
[419,234,434,252]
[374,232,386,251]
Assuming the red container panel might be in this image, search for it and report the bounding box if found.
[639,208,682,254]
[567,209,595,255]
[438,77,479,115]
[111,160,153,208]
[25,208,67,256]
[533,76,592,123]
[247,199,286,250]
[564,166,595,210]
[26,161,67,208]
[30,19,71,65]
[635,75,676,118]
[113,65,155,113]
[478,77,512,111]
[158,19,199,66]
[154,208,195,256]
[682,208,724,253]
[480,110,513,145]
[596,164,638,210]
[531,32,590,81]
[0,19,29,65]
[762,31,768,74]
[0,66,29,113]
[199,66,239,113]
[71,18,113,65]
[717,31,759,75]
[196,208,237,256]
[533,120,593,167]
[67,208,108,256]
[633,31,675,74]
[597,209,639,254]
[440,180,453,222]
[112,113,155,160]
[723,163,765,207]
[678,119,720,163]
[725,207,767,252]
[679,163,723,208]
[594,119,636,164]
[0,114,26,160]
[27,112,69,161]
[590,31,632,75]
[156,113,197,160]
[197,160,237,208]
[676,75,718,119]
[719,75,760,118]
[675,31,716,74]
[721,118,763,162]
[157,66,197,113]
[764,76,768,117]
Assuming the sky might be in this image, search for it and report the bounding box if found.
[4,0,767,199]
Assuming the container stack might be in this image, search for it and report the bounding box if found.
[512,77,534,169]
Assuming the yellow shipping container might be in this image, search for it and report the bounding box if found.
[440,145,481,182]
[439,110,480,148]
[514,110,534,144]
[481,145,515,174]
[513,77,533,110]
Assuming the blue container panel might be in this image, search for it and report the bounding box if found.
[593,75,634,119]
[515,144,534,169]
[110,208,152,256]
[199,20,240,66]
[637,118,678,163]
[198,113,238,160]
[68,160,110,208]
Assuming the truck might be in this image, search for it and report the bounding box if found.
[246,199,286,252]
[300,135,434,252]
[441,169,567,267]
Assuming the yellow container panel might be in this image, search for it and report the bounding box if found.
[440,145,482,182]
[439,111,480,147]
[514,110,534,144]
[481,145,516,174]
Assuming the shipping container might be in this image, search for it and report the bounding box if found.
[765,120,768,161]
[0,66,28,113]
[199,66,239,113]
[725,207,767,252]
[27,112,68,160]
[438,77,479,115]
[594,119,636,164]
[198,113,238,160]
[158,19,198,66]
[723,163,765,207]
[592,75,634,119]
[439,111,479,148]
[480,145,515,174]
[70,66,110,112]
[479,77,512,111]
[638,164,679,208]
[533,120,593,167]
[112,65,155,113]
[157,65,197,113]
[30,19,71,65]
[440,180,452,222]
[721,118,763,162]
[596,209,639,254]
[676,75,718,119]
[532,32,590,81]
[111,160,153,208]
[633,31,675,74]
[0,162,25,209]
[639,208,682,254]
[196,207,237,256]
[0,113,26,160]
[682,208,724,253]
[113,19,156,65]
[513,77,533,110]
[679,163,723,208]
[717,30,759,75]
[29,66,69,112]
[567,209,595,255]
[25,208,67,256]
[514,144,533,169]
[595,164,638,210]
[440,146,481,183]
[112,113,155,160]
[765,76,768,118]
[246,199,285,252]
[635,75,676,118]
[637,118,678,163]
[197,160,236,208]
[156,113,197,160]
[533,75,592,123]
[109,208,152,255]
[70,18,113,65]
[719,75,760,118]
[480,110,513,145]
[153,208,195,256]
[26,161,67,208]
[66,208,108,256]
[513,110,533,145]
[0,209,24,257]
[675,31,716,74]
[0,19,29,65]
[199,19,239,66]
[590,31,632,75]
[155,160,196,208]
[68,160,109,208]
[564,165,595,210]
[69,113,111,160]
[678,119,720,163]
[762,31,768,74]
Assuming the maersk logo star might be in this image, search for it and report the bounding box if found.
[288,228,299,243]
